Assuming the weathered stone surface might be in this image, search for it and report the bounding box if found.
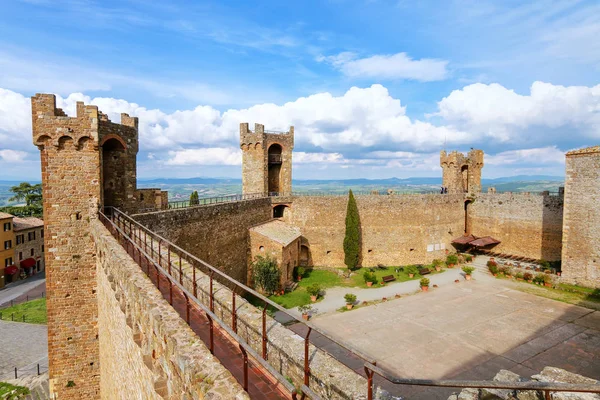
[440,149,484,194]
[532,367,598,385]
[92,219,248,400]
[562,146,600,287]
[458,388,480,400]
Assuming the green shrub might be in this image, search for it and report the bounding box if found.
[432,259,444,266]
[462,266,475,275]
[363,271,377,284]
[533,273,546,284]
[488,263,499,275]
[298,304,313,314]
[539,259,551,270]
[446,254,458,265]
[306,284,321,297]
[344,293,357,305]
[252,255,280,295]
[420,277,430,287]
[294,266,305,280]
[406,265,418,276]
[515,271,524,279]
[487,260,498,268]
[343,190,361,270]
[465,254,473,262]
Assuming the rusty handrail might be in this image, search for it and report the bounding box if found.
[107,206,377,365]
[363,362,600,399]
[162,192,268,211]
[99,211,301,399]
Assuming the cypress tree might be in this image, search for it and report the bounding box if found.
[189,191,199,205]
[343,189,361,270]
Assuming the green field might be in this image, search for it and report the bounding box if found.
[0,298,47,324]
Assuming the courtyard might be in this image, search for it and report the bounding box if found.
[309,266,600,399]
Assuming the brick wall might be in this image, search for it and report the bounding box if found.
[287,194,465,268]
[32,94,101,398]
[469,193,564,261]
[562,147,600,287]
[92,219,247,399]
[133,198,273,284]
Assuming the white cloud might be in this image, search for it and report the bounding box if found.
[434,81,600,142]
[486,147,566,166]
[0,149,28,163]
[319,52,449,82]
[165,147,242,166]
[294,152,344,164]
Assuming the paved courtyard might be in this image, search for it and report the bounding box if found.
[0,320,48,381]
[311,273,600,399]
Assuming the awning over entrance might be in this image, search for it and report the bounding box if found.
[451,235,501,248]
[4,265,18,275]
[20,258,36,268]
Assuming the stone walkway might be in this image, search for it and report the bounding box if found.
[0,320,48,381]
[306,262,600,400]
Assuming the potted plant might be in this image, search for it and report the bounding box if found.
[446,254,458,267]
[543,274,553,287]
[420,277,430,292]
[344,293,357,310]
[515,271,524,281]
[307,284,321,302]
[298,304,313,320]
[523,272,533,283]
[533,273,545,285]
[487,260,499,276]
[363,271,377,287]
[406,265,418,278]
[465,254,473,263]
[462,266,475,280]
[296,266,305,281]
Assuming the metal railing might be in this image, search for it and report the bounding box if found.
[165,192,267,211]
[0,361,48,381]
[364,363,600,400]
[102,206,600,400]
[100,208,323,399]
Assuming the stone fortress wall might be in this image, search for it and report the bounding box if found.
[133,198,273,284]
[468,192,564,261]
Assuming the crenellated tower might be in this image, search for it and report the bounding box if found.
[440,149,484,194]
[31,94,167,399]
[240,123,294,196]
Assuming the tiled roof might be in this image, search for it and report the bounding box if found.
[566,146,600,156]
[0,212,14,220]
[13,217,44,232]
[250,220,301,246]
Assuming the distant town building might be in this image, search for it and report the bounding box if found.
[13,217,45,279]
[0,212,15,288]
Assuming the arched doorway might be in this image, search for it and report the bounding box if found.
[464,199,472,235]
[273,204,288,219]
[461,165,469,193]
[102,138,127,207]
[268,144,282,195]
[300,245,310,267]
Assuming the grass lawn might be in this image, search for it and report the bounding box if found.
[0,382,30,399]
[347,265,445,289]
[0,298,47,324]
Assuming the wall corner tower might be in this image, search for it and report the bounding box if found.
[440,149,484,194]
[240,123,294,196]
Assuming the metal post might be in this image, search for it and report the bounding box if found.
[207,315,214,354]
[179,255,183,285]
[262,300,268,360]
[169,281,173,305]
[193,262,197,297]
[304,327,312,386]
[14,367,17,379]
[155,266,160,291]
[185,294,190,324]
[232,289,237,333]
[239,344,248,392]
[37,363,40,375]
[209,272,214,313]
[365,362,376,400]
[167,247,171,275]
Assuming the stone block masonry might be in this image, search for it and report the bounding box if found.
[562,146,600,287]
[92,219,247,399]
[287,194,465,268]
[133,198,273,284]
[469,192,564,261]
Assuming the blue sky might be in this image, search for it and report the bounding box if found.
[0,0,599,180]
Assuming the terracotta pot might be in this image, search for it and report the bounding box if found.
[346,304,353,310]
[557,272,561,276]
[421,286,429,292]
[298,276,302,281]
[454,279,460,283]
[310,295,317,302]
[517,278,523,281]
[527,280,533,283]
[408,273,414,278]
[302,314,309,321]
[465,274,472,281]
[449,264,455,268]
[493,274,497,277]
[366,281,373,287]
[435,266,441,272]
[544,282,552,287]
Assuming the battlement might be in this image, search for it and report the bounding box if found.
[440,149,484,194]
[440,149,484,167]
[239,122,294,147]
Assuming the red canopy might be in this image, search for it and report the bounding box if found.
[20,258,36,268]
[4,265,18,275]
[469,236,501,247]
